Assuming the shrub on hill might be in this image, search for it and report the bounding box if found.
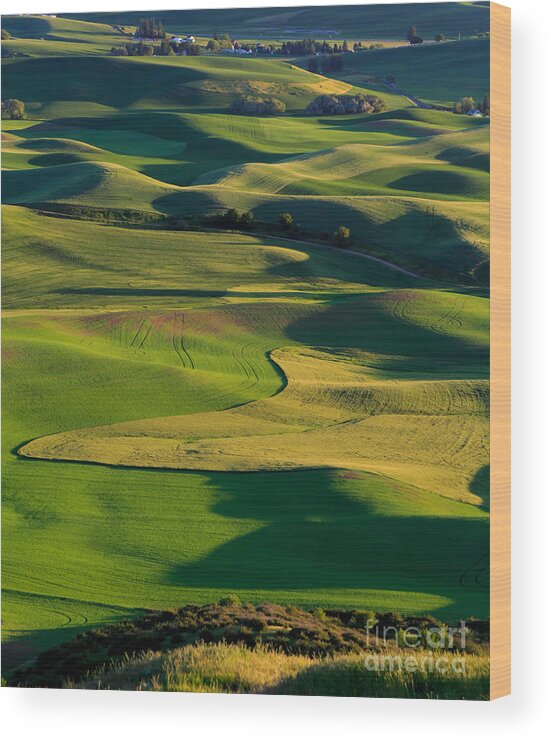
[305,93,386,116]
[8,601,489,689]
[207,37,233,51]
[279,212,294,230]
[230,95,286,116]
[1,98,25,120]
[185,43,201,56]
[334,225,351,247]
[208,208,256,229]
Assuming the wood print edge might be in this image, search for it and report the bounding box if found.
[489,0,511,701]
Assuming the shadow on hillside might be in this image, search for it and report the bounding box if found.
[284,292,488,376]
[168,468,489,619]
[469,465,490,510]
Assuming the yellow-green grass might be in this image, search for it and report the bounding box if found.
[2,13,490,676]
[69,641,490,699]
[3,289,488,670]
[2,163,488,278]
[17,290,489,503]
[2,206,419,309]
[197,129,489,201]
[1,108,486,186]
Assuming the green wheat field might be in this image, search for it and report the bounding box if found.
[1,3,491,695]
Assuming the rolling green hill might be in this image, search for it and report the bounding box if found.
[1,55,366,116]
[1,14,132,57]
[60,3,490,39]
[2,7,490,679]
[319,37,490,107]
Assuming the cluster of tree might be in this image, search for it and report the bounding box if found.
[230,95,286,116]
[1,98,25,120]
[157,39,200,56]
[206,209,351,249]
[406,25,424,45]
[353,41,384,51]
[453,95,489,116]
[134,17,166,39]
[280,38,351,56]
[308,54,343,74]
[207,36,233,51]
[1,28,12,40]
[216,208,256,228]
[305,93,386,116]
[111,40,200,57]
[111,41,153,56]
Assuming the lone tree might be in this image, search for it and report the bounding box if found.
[279,212,294,230]
[1,28,12,40]
[334,225,351,247]
[453,96,476,114]
[240,210,255,228]
[481,94,490,116]
[342,39,349,52]
[1,98,25,120]
[406,25,418,41]
[435,32,445,43]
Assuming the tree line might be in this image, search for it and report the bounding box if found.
[111,39,200,56]
[204,209,352,248]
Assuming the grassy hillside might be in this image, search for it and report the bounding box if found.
[1,15,132,57]
[2,55,368,116]
[322,37,490,107]
[2,6,490,682]
[69,641,489,698]
[60,3,490,39]
[3,102,489,279]
[3,205,416,308]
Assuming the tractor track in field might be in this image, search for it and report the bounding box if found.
[172,313,195,370]
[431,297,465,333]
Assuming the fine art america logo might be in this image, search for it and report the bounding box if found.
[365,619,469,675]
